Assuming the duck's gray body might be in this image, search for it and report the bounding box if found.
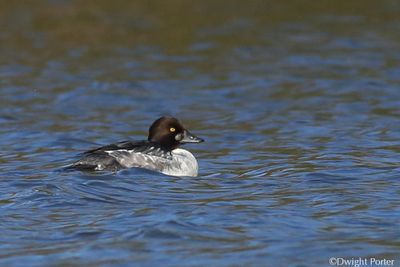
[71,141,199,177]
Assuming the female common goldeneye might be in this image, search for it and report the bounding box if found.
[69,117,204,177]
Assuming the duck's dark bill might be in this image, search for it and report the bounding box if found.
[180,130,204,143]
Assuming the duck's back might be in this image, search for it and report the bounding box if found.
[70,140,169,171]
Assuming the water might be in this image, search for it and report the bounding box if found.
[1,1,400,266]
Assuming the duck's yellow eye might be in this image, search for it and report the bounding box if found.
[170,127,176,132]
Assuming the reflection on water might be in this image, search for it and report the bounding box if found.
[1,1,400,266]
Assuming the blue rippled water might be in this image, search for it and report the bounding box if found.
[1,1,399,266]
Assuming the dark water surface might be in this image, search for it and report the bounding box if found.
[1,1,400,266]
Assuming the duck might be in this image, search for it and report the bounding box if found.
[68,116,204,177]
